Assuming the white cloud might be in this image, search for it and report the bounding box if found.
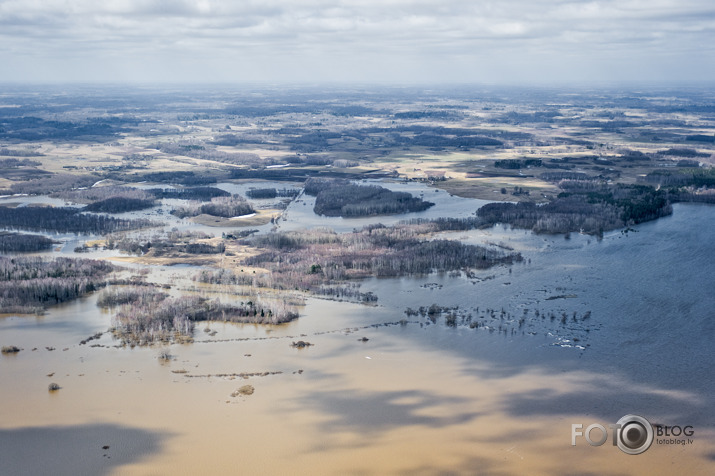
[0,0,713,82]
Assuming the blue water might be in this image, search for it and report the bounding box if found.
[360,203,715,427]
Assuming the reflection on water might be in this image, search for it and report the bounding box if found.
[0,424,168,476]
[1,191,714,474]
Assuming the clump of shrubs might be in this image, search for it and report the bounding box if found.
[100,287,299,345]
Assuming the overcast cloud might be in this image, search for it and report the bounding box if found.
[1,0,714,84]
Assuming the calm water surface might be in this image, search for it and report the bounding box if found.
[0,190,713,475]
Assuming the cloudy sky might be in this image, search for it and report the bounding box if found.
[1,0,714,84]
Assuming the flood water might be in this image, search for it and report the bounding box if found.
[1,185,714,474]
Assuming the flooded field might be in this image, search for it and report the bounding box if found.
[1,182,714,475]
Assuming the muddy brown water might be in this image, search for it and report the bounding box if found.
[1,200,713,475]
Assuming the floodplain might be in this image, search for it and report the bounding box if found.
[0,85,714,475]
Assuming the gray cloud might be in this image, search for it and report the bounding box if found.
[0,0,713,83]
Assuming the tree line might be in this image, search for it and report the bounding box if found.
[307,179,434,217]
[110,238,225,256]
[6,173,99,195]
[156,142,263,167]
[540,172,591,182]
[0,256,115,313]
[477,183,672,234]
[84,197,156,213]
[642,169,715,188]
[171,195,254,218]
[494,159,543,169]
[0,157,42,167]
[132,170,218,185]
[0,149,43,158]
[147,187,230,201]
[105,230,223,256]
[0,205,157,235]
[245,188,300,199]
[57,185,153,203]
[0,232,57,252]
[0,116,129,141]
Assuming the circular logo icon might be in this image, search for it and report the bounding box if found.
[616,414,653,455]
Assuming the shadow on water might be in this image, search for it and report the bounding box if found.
[391,455,632,476]
[497,377,707,424]
[300,388,480,437]
[0,423,168,476]
[393,455,511,476]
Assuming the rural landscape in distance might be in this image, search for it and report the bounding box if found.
[0,83,714,474]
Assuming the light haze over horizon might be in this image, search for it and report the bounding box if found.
[1,0,714,85]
